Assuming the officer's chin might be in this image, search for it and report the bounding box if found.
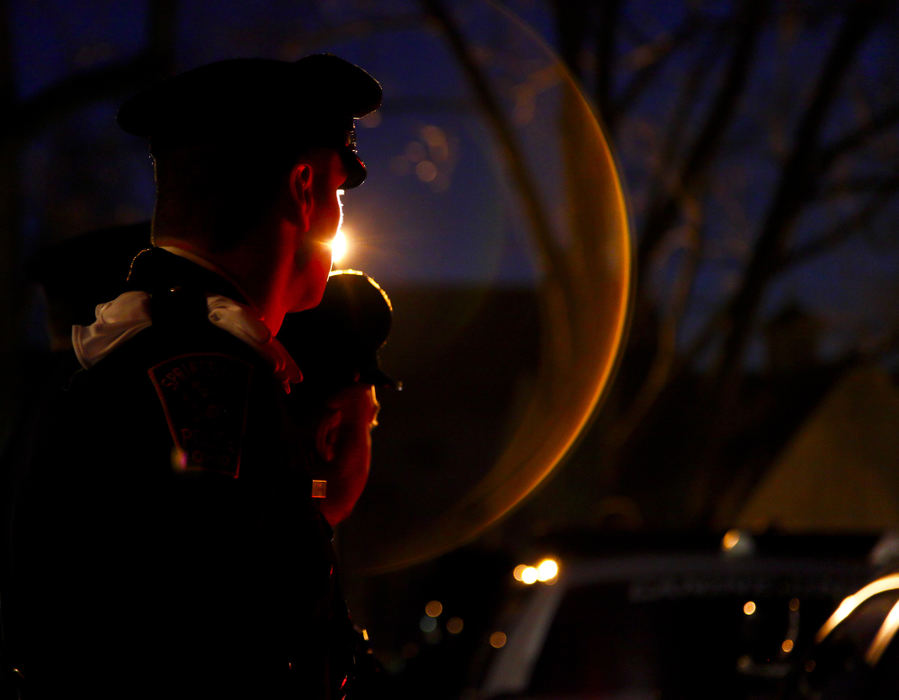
[288,263,330,313]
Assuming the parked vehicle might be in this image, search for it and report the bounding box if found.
[469,533,876,699]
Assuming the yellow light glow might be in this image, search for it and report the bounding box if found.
[513,564,528,582]
[722,529,741,551]
[781,639,794,654]
[330,230,348,264]
[866,598,899,666]
[816,574,899,643]
[489,631,507,649]
[446,617,464,634]
[521,567,539,585]
[425,600,443,618]
[743,601,757,616]
[536,558,559,582]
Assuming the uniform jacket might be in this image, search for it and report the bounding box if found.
[10,248,355,699]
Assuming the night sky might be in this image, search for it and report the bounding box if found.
[7,3,899,680]
[10,0,898,370]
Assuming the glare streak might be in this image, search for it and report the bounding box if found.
[866,599,899,666]
[816,574,899,643]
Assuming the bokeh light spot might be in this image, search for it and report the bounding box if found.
[415,160,438,183]
[722,529,741,551]
[419,616,437,633]
[536,558,559,582]
[489,631,507,649]
[521,567,538,585]
[446,617,464,634]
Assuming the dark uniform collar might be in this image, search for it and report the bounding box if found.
[126,247,249,305]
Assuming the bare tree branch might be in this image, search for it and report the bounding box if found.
[11,56,157,143]
[612,15,706,117]
[283,13,429,57]
[553,0,590,82]
[636,0,770,281]
[713,0,889,393]
[593,0,621,132]
[817,101,899,171]
[640,32,724,230]
[1,0,25,420]
[778,174,899,272]
[816,172,899,200]
[608,198,704,448]
[11,1,180,145]
[420,0,571,303]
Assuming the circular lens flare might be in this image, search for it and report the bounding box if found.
[337,1,631,573]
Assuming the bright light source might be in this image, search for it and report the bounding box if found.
[489,631,507,649]
[425,600,443,618]
[781,639,794,653]
[743,601,757,616]
[536,558,559,582]
[521,567,539,585]
[722,529,741,551]
[330,230,348,263]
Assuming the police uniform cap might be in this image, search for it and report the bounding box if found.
[279,269,397,392]
[117,54,382,188]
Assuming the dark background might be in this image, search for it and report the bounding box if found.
[3,0,898,695]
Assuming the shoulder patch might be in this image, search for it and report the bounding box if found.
[148,353,253,478]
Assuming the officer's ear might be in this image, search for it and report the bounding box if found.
[315,408,343,463]
[289,162,314,232]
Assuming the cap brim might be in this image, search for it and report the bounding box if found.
[359,365,400,390]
